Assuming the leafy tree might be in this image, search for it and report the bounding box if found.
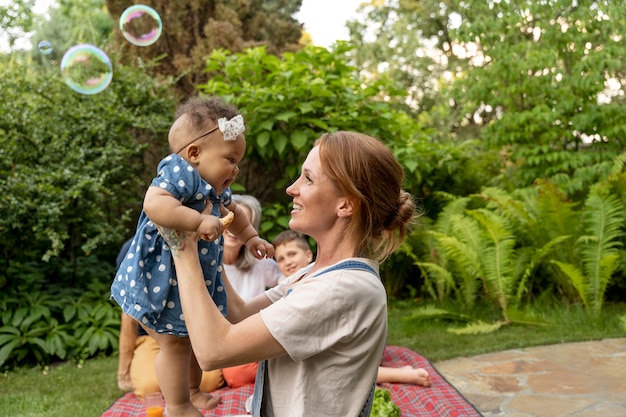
[345,0,473,142]
[0,60,175,289]
[451,0,626,195]
[346,1,626,199]
[104,0,305,96]
[29,0,114,65]
[0,0,42,49]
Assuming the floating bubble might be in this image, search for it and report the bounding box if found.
[60,44,113,95]
[119,4,162,47]
[38,40,53,55]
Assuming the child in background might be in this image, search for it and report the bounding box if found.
[271,230,314,277]
[272,230,432,387]
[111,96,274,417]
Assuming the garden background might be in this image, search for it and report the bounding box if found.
[1,0,625,404]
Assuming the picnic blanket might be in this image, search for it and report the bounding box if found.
[101,345,481,417]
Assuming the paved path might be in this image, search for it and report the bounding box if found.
[433,338,626,417]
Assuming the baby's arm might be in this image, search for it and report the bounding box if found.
[226,202,274,259]
[144,186,222,239]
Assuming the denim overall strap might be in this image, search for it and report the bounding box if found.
[358,379,377,417]
[251,359,265,417]
[311,260,378,278]
[251,260,379,416]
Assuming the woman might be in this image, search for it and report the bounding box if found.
[168,131,417,416]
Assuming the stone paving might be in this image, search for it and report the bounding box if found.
[433,338,626,417]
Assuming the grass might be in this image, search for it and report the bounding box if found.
[1,300,625,416]
[1,355,121,417]
[387,299,626,362]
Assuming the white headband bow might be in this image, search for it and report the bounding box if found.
[218,115,245,141]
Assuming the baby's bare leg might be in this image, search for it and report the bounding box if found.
[150,331,203,417]
[189,350,222,409]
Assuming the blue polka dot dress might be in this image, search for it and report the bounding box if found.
[111,154,229,336]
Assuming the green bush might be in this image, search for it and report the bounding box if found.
[0,57,175,290]
[0,273,120,369]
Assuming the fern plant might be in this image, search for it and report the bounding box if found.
[416,187,578,326]
[419,204,518,320]
[552,189,625,316]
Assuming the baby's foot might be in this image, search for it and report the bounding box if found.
[402,366,432,387]
[164,402,204,417]
[190,389,222,410]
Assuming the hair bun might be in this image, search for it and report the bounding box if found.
[384,191,416,230]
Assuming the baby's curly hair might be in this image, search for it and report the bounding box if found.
[168,96,242,154]
[174,96,240,137]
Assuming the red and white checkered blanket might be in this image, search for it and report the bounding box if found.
[101,346,481,416]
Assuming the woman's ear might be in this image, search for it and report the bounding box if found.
[336,197,354,218]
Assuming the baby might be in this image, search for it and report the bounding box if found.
[111,96,274,417]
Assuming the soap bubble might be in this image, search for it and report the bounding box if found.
[38,40,53,55]
[60,44,113,95]
[119,4,162,47]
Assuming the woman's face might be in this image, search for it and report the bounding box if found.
[224,204,251,256]
[286,146,344,238]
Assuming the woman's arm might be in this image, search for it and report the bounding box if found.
[172,232,286,371]
[220,267,275,323]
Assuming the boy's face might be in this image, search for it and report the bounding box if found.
[274,241,313,276]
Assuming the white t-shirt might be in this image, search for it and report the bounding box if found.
[224,258,284,300]
[259,258,387,417]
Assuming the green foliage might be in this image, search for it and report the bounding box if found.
[258,202,292,242]
[0,57,175,288]
[198,44,435,203]
[370,388,401,417]
[29,0,114,64]
[104,0,304,96]
[447,320,506,335]
[345,1,463,125]
[0,276,120,369]
[551,189,625,316]
[451,0,626,194]
[414,172,626,321]
[348,1,626,199]
[0,0,42,49]
[405,305,473,323]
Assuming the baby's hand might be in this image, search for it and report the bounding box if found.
[246,236,274,259]
[198,214,223,242]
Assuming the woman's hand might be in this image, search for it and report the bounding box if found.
[155,224,195,256]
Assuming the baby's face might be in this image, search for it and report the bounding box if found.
[274,241,313,276]
[196,134,246,195]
